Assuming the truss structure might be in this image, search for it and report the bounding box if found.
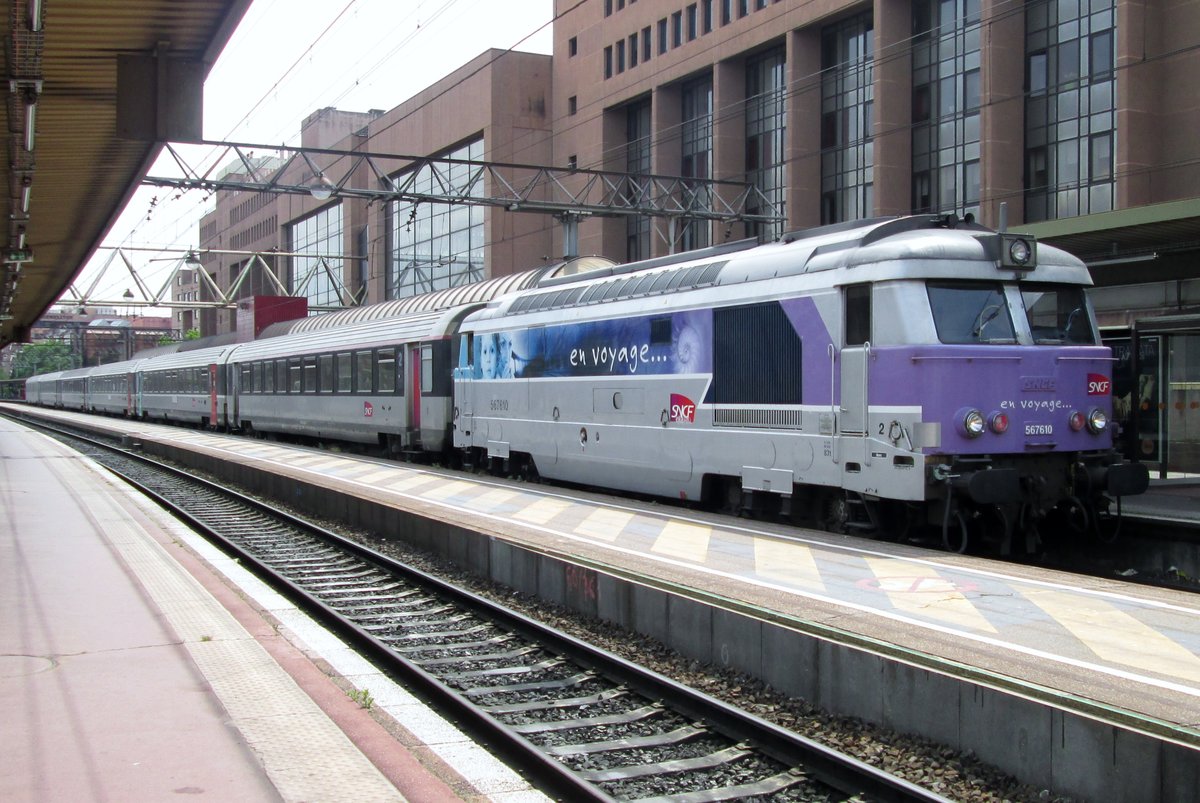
[60,246,364,313]
[146,140,783,228]
[90,141,782,316]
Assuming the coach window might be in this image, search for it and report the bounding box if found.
[288,358,302,393]
[336,352,352,393]
[275,360,287,393]
[421,346,434,393]
[845,283,871,346]
[318,354,334,393]
[240,364,252,394]
[377,349,397,395]
[356,350,375,393]
[303,357,317,393]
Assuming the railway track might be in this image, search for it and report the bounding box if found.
[29,417,946,803]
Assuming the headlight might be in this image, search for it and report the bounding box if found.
[1087,408,1108,434]
[1069,411,1086,432]
[989,412,1009,434]
[962,409,985,438]
[1009,238,1032,265]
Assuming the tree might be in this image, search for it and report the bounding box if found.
[11,340,75,379]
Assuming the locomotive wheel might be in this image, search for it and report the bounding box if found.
[820,491,851,534]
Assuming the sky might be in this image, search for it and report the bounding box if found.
[79,0,554,306]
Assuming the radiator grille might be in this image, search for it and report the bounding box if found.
[712,408,804,429]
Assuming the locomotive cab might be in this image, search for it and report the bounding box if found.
[839,225,1149,551]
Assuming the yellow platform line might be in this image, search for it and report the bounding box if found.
[1019,587,1200,684]
[754,538,825,591]
[468,488,522,512]
[865,558,998,634]
[384,473,439,492]
[652,521,712,562]
[513,496,573,525]
[422,479,476,501]
[353,469,402,485]
[575,508,635,542]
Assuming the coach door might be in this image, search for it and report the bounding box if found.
[208,363,219,427]
[409,345,425,445]
[454,334,474,441]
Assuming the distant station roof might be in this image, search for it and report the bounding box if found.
[0,0,251,348]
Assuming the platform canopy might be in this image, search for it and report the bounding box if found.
[0,0,251,348]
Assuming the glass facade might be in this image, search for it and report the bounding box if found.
[626,99,653,261]
[1024,0,1116,221]
[680,75,713,251]
[288,204,343,309]
[912,0,981,219]
[820,13,874,224]
[746,47,787,240]
[388,138,486,299]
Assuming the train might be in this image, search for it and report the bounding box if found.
[23,215,1149,554]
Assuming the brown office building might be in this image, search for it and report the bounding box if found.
[186,0,1199,470]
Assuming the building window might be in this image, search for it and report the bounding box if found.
[1024,0,1116,221]
[702,0,713,33]
[388,138,485,299]
[568,95,577,115]
[687,4,698,40]
[642,26,652,62]
[746,47,787,239]
[568,36,577,57]
[911,0,981,220]
[820,13,873,225]
[630,33,638,68]
[625,99,652,261]
[288,204,343,309]
[658,18,668,54]
[672,11,683,48]
[604,45,613,79]
[616,39,625,73]
[680,75,714,251]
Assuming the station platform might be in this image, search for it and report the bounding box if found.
[0,413,547,802]
[1123,476,1200,524]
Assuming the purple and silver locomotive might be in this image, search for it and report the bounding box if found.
[454,215,1149,552]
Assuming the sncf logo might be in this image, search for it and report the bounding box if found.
[1087,373,1111,396]
[669,393,696,423]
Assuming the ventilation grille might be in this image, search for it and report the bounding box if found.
[713,408,804,429]
[509,260,727,315]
